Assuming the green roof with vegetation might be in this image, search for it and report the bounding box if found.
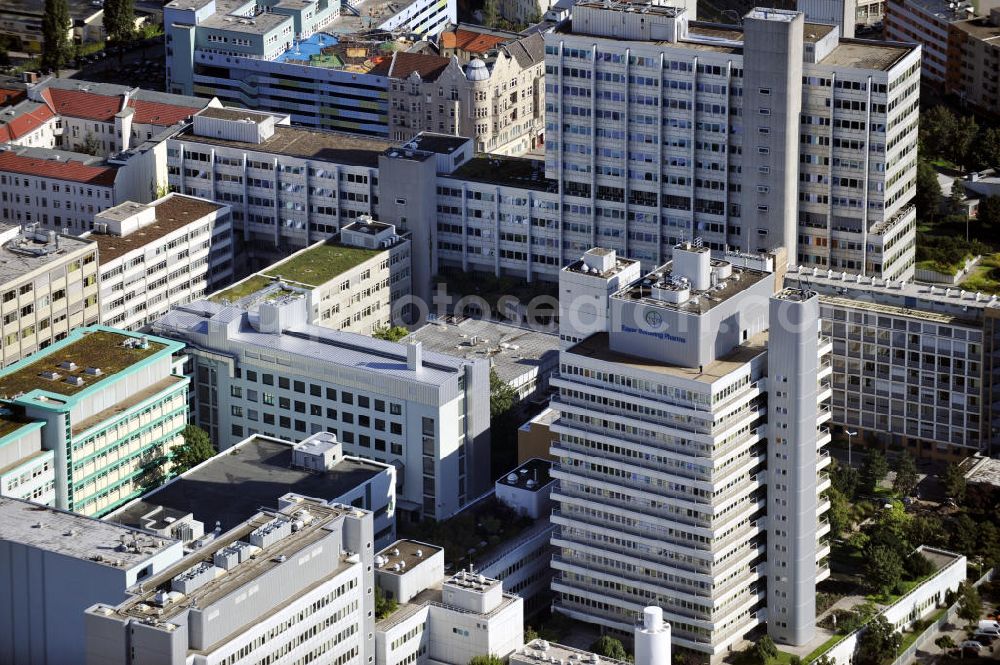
[0,331,164,399]
[0,414,37,439]
[261,242,382,288]
[209,275,276,303]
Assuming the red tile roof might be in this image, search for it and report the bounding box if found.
[0,105,55,142]
[127,99,203,126]
[440,29,508,54]
[0,88,27,107]
[387,52,453,82]
[46,88,123,121]
[0,152,118,186]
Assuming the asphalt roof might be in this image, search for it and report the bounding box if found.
[91,195,224,262]
[107,436,388,533]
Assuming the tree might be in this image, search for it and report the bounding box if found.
[859,449,889,496]
[864,545,904,598]
[855,615,901,665]
[171,424,215,474]
[482,0,499,28]
[949,179,967,216]
[904,551,935,579]
[978,196,1000,228]
[469,656,504,665]
[752,636,778,665]
[41,0,73,75]
[372,325,409,342]
[831,459,859,499]
[949,513,977,557]
[590,636,628,662]
[907,514,946,549]
[934,635,955,651]
[942,462,966,503]
[951,118,980,170]
[103,0,136,44]
[374,587,397,620]
[970,126,1000,171]
[892,451,918,497]
[827,487,852,537]
[489,368,517,419]
[915,159,942,221]
[956,581,981,627]
[920,106,958,161]
[978,521,998,557]
[525,626,539,642]
[79,132,102,156]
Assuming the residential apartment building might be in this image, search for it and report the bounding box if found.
[0,326,189,516]
[544,3,921,280]
[549,245,831,658]
[0,0,106,52]
[0,496,184,665]
[788,265,1000,458]
[86,193,234,331]
[164,0,457,133]
[950,8,1000,114]
[209,217,411,334]
[0,144,163,233]
[106,430,398,548]
[374,539,524,665]
[884,0,999,85]
[385,31,545,155]
[86,496,376,665]
[0,78,219,157]
[0,224,99,367]
[152,294,491,521]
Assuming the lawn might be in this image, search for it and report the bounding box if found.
[959,254,1000,294]
[803,634,847,663]
[209,275,275,303]
[263,242,381,288]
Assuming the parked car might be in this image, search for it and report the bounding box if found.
[961,640,985,653]
[973,632,996,646]
[979,620,1000,632]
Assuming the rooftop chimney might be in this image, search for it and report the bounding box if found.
[407,342,423,372]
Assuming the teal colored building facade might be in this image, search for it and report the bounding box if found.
[0,326,190,516]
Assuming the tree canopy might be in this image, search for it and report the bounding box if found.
[41,0,73,74]
[859,449,888,496]
[855,615,901,665]
[171,424,216,475]
[104,0,137,44]
[590,636,629,662]
[892,452,918,497]
[372,325,410,342]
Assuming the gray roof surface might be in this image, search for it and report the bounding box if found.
[155,302,475,386]
[0,230,96,284]
[503,31,545,68]
[107,436,388,533]
[403,318,558,386]
[0,496,177,568]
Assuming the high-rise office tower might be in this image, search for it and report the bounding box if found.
[550,245,831,659]
[544,2,921,279]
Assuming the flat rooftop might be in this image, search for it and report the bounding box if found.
[953,16,1000,40]
[0,228,95,284]
[447,155,556,192]
[820,40,912,71]
[400,133,470,156]
[0,330,165,399]
[103,503,356,625]
[614,260,771,315]
[404,317,558,387]
[567,330,769,383]
[200,10,291,34]
[275,33,399,72]
[964,457,1000,487]
[563,250,639,279]
[264,239,383,288]
[2,0,103,20]
[498,457,551,491]
[196,106,275,122]
[376,538,442,575]
[157,302,471,386]
[90,195,224,262]
[0,413,39,440]
[0,496,177,568]
[107,435,389,533]
[177,123,392,167]
[786,265,1000,324]
[513,640,630,665]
